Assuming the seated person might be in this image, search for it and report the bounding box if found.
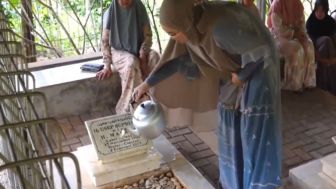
[97,0,159,114]
[306,0,336,64]
[267,0,316,91]
[306,0,336,94]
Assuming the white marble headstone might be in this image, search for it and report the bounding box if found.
[85,113,152,162]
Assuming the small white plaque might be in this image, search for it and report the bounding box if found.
[85,113,151,162]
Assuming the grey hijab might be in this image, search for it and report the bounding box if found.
[159,0,277,71]
[103,0,149,56]
[158,0,239,76]
[160,0,202,44]
[149,0,239,112]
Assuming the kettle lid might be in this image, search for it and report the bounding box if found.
[133,101,156,121]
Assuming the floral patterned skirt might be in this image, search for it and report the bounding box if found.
[111,48,159,114]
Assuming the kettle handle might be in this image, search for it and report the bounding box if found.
[147,93,156,102]
[129,92,156,111]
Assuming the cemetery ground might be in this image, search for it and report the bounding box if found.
[55,89,336,188]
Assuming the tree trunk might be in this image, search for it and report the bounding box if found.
[21,0,36,62]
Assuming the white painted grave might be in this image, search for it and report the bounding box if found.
[83,114,161,186]
[289,138,336,189]
[54,135,215,189]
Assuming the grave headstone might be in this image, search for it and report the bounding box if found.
[82,114,161,186]
[85,113,152,163]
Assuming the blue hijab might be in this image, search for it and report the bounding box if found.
[103,0,150,56]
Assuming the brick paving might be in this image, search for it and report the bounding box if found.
[56,88,336,188]
[282,89,336,177]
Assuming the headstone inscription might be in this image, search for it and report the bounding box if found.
[85,113,152,162]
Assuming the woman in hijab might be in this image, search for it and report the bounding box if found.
[96,0,159,114]
[307,0,336,94]
[133,0,282,188]
[306,0,336,65]
[267,0,316,92]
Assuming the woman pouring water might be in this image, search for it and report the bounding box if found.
[133,0,282,188]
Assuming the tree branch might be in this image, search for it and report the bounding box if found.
[63,0,96,52]
[7,0,62,57]
[35,0,81,55]
[144,0,162,53]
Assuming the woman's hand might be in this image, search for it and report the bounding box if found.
[231,73,244,86]
[96,66,113,80]
[133,82,151,102]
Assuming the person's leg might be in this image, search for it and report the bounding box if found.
[301,39,316,88]
[314,36,336,92]
[332,34,336,57]
[314,36,336,64]
[147,49,160,71]
[277,38,305,91]
[241,112,282,189]
[112,49,143,114]
[217,104,244,189]
[240,67,282,189]
[316,36,335,59]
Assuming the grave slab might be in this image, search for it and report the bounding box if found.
[289,152,336,189]
[76,144,161,186]
[54,135,215,189]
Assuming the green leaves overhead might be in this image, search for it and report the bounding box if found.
[7,0,20,7]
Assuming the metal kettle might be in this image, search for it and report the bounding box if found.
[129,97,166,140]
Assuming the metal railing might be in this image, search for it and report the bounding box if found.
[0,5,81,189]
